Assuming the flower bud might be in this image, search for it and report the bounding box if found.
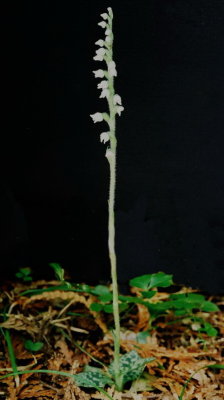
[105,148,114,159]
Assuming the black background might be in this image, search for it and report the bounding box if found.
[1,0,224,293]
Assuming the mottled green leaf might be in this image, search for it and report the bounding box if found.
[74,370,113,388]
[109,351,155,387]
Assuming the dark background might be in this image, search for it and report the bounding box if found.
[1,0,224,293]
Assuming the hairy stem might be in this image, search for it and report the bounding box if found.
[106,79,122,390]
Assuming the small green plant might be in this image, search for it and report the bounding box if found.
[15,267,32,282]
[24,339,44,352]
[90,271,219,336]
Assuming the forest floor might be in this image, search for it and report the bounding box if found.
[0,278,223,400]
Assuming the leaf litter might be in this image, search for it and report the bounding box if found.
[0,279,223,400]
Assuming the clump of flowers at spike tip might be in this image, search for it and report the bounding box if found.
[90,7,124,158]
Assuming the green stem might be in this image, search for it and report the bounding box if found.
[1,327,19,387]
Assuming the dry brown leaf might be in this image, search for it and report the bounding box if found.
[55,339,73,365]
[0,314,39,334]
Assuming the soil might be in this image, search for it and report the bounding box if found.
[0,279,223,400]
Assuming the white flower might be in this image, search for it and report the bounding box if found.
[97,80,108,89]
[90,112,104,123]
[96,48,106,56]
[100,132,110,143]
[98,21,107,28]
[113,94,122,105]
[105,28,112,35]
[108,60,117,77]
[105,36,112,44]
[107,7,112,15]
[100,89,110,98]
[116,106,124,116]
[105,148,114,158]
[100,13,108,20]
[94,48,106,61]
[93,69,105,78]
[93,54,104,61]
[95,39,104,47]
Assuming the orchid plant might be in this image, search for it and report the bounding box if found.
[90,6,124,390]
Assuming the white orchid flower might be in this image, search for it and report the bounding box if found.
[97,80,108,89]
[108,61,117,77]
[116,106,124,116]
[105,148,114,158]
[93,69,105,78]
[98,21,107,28]
[100,132,110,143]
[101,13,108,20]
[90,112,104,123]
[100,89,110,98]
[113,94,122,105]
[105,28,112,35]
[105,36,112,44]
[96,48,106,56]
[95,39,105,47]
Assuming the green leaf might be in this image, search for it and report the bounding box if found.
[99,293,113,302]
[103,304,113,313]
[141,291,157,299]
[200,322,218,337]
[130,272,173,290]
[49,263,65,281]
[148,272,173,289]
[24,340,44,352]
[91,285,111,296]
[109,351,155,387]
[74,370,113,388]
[208,364,224,369]
[201,301,219,312]
[136,331,150,344]
[23,276,32,282]
[129,274,153,290]
[15,267,32,281]
[90,303,103,312]
[19,267,32,276]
